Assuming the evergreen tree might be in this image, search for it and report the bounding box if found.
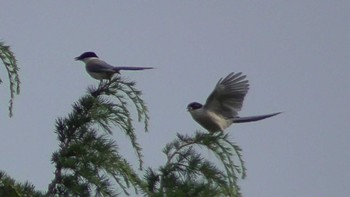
[144,132,246,197]
[47,78,150,196]
[0,171,45,197]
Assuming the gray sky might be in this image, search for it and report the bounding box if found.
[1,1,349,196]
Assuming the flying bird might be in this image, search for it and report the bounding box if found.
[187,72,280,132]
[75,51,153,80]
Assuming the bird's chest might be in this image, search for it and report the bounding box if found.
[85,66,113,80]
[191,109,227,132]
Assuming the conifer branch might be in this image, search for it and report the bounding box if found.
[0,42,20,117]
[88,76,149,170]
[48,76,149,196]
[146,131,246,197]
[0,171,45,197]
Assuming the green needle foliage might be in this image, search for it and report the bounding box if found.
[47,77,149,196]
[0,171,45,197]
[145,131,246,197]
[0,41,20,117]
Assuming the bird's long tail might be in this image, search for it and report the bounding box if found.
[233,112,281,123]
[114,66,154,71]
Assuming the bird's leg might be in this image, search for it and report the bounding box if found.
[98,80,103,89]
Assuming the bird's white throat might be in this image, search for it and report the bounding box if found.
[81,57,99,64]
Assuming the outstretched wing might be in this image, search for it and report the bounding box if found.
[204,72,249,118]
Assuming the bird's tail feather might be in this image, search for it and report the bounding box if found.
[114,66,154,71]
[233,112,281,123]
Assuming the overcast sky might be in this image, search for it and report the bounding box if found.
[1,1,349,196]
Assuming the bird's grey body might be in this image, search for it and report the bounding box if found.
[75,52,153,80]
[187,72,280,132]
[189,107,231,132]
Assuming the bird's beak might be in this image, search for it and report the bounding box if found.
[74,56,80,61]
[187,107,191,111]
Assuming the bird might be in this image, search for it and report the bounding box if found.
[187,72,281,132]
[75,51,153,80]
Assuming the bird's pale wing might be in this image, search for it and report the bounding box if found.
[86,59,116,73]
[204,72,249,118]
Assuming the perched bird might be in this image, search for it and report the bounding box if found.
[187,72,280,132]
[75,51,153,80]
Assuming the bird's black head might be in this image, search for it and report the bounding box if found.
[75,51,98,61]
[187,102,203,111]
